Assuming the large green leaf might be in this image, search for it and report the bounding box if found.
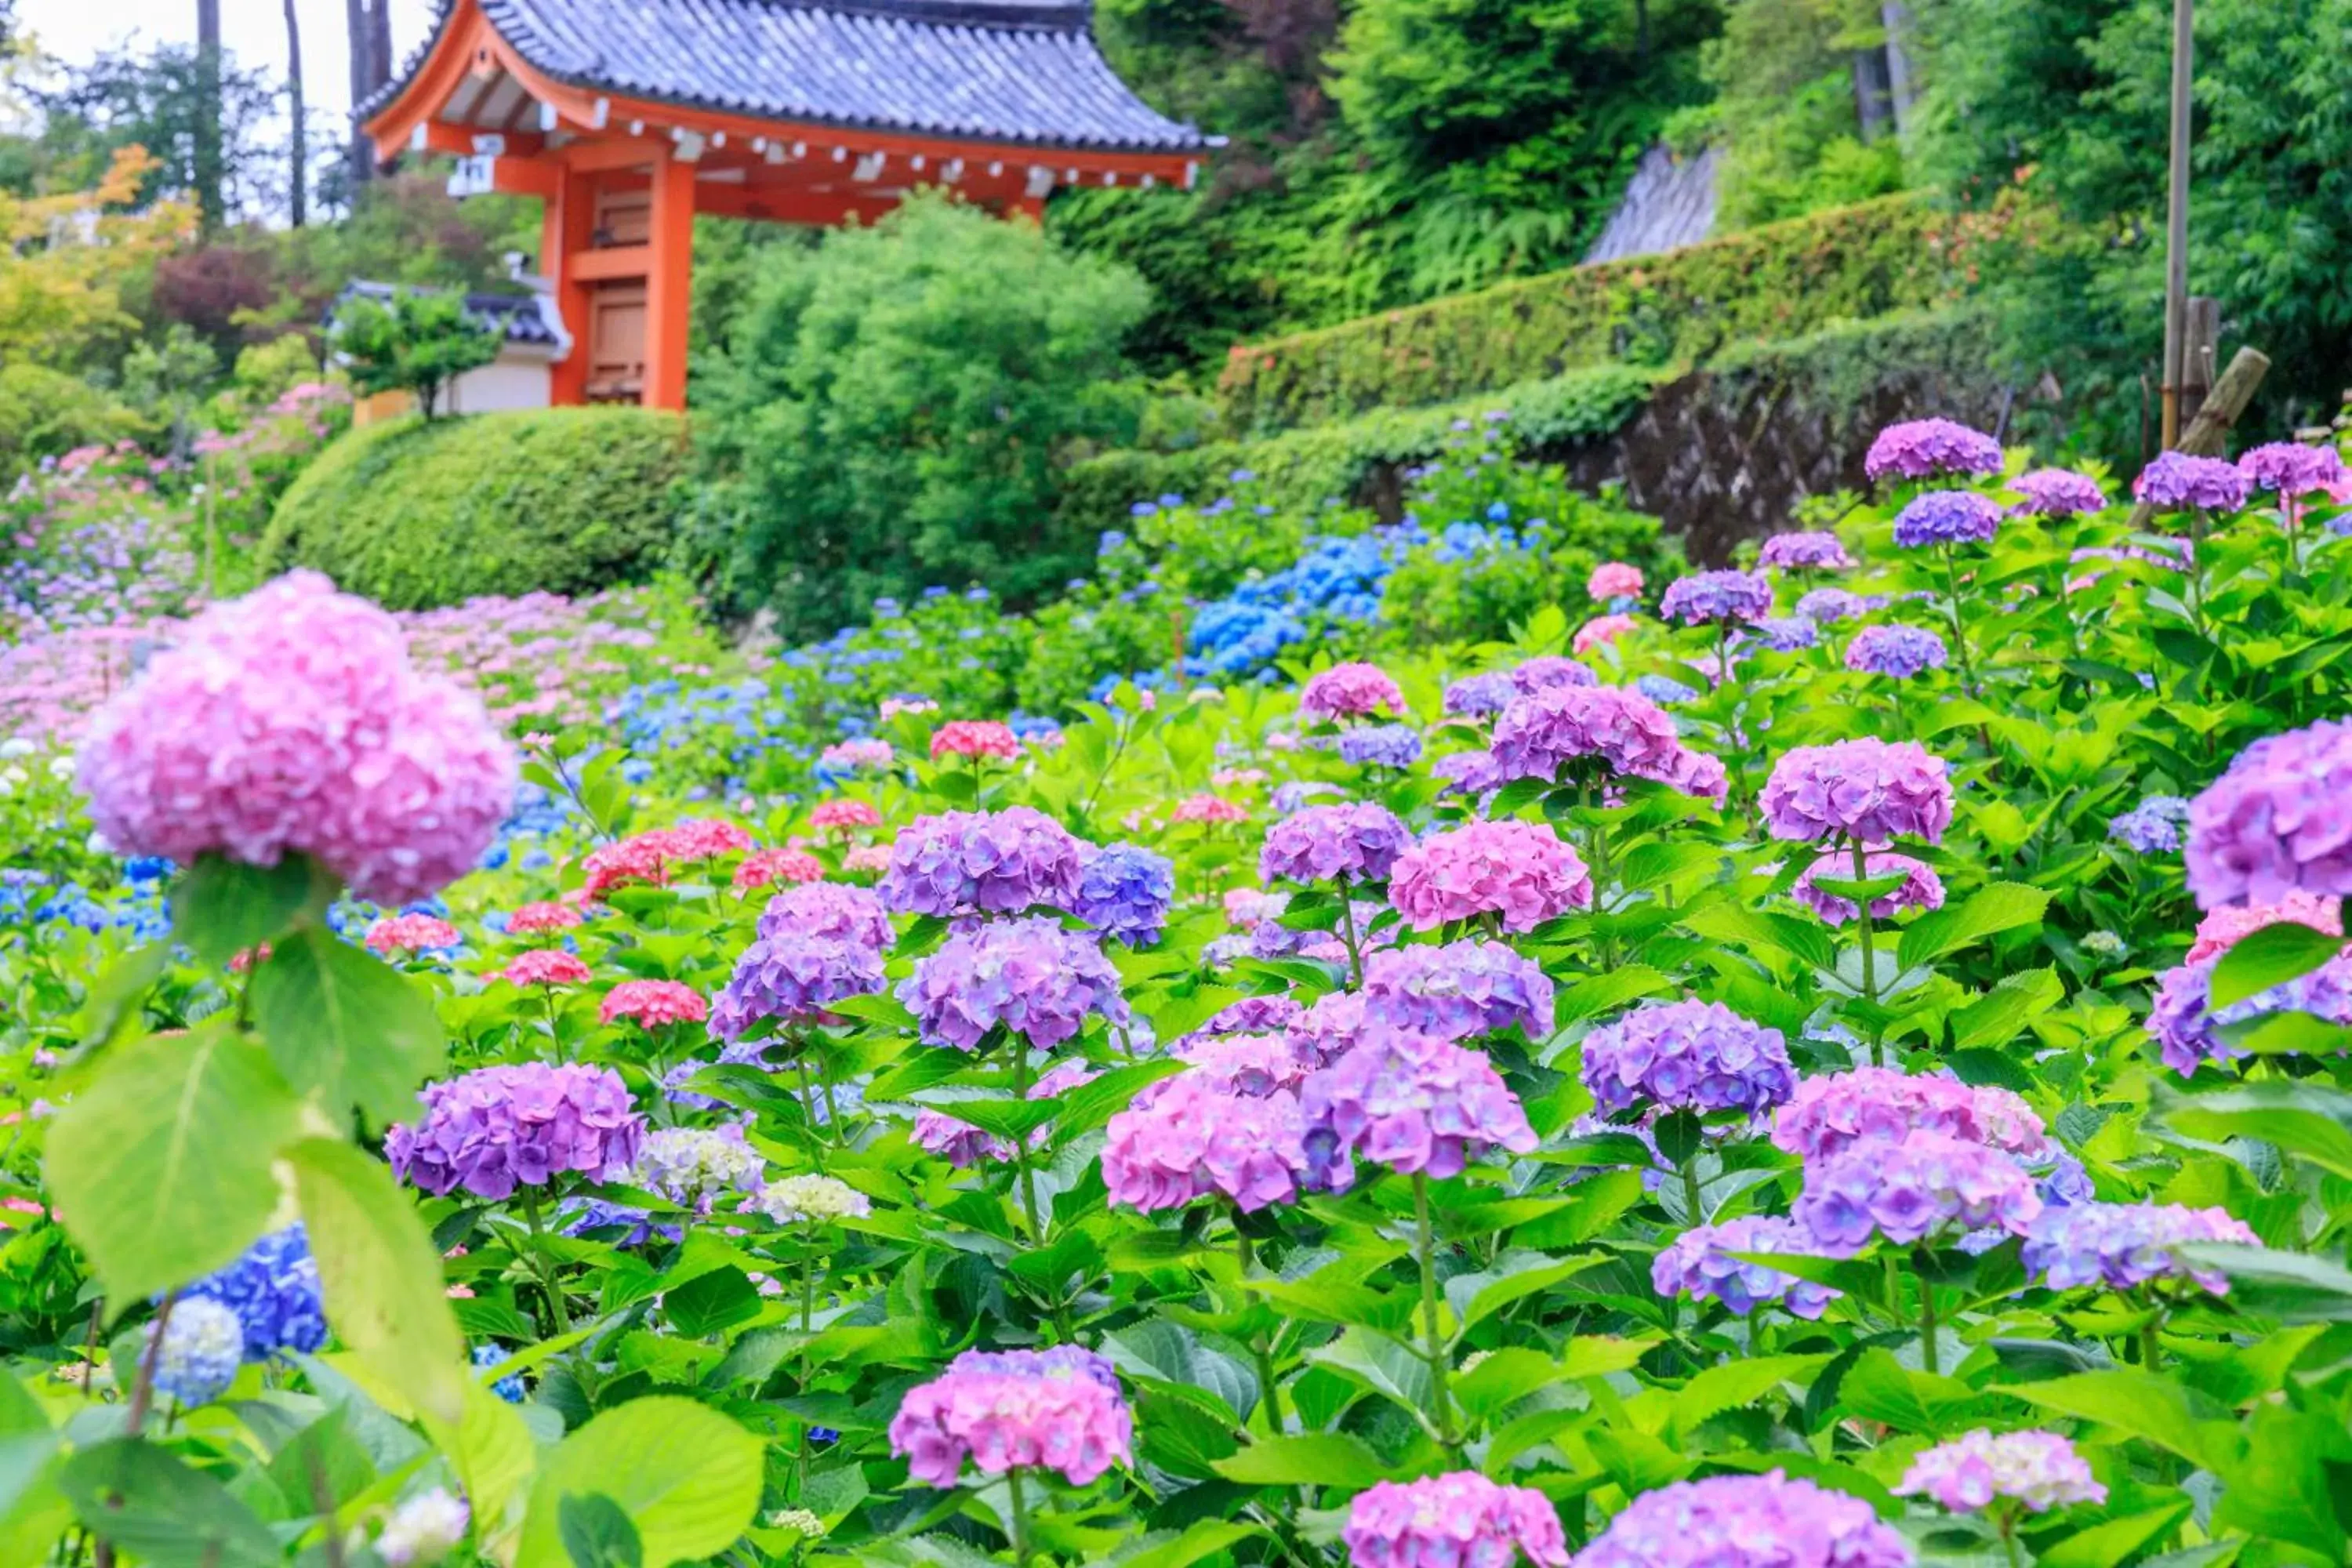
[2209,919,2345,1008]
[423,1378,539,1552]
[516,1396,765,1568]
[251,926,446,1125]
[58,1439,282,1567]
[2035,1502,2195,1568]
[43,1025,302,1303]
[2009,1370,2240,1473]
[1949,966,2063,1050]
[2154,1080,2352,1180]
[171,851,332,967]
[1668,1354,1828,1443]
[287,1137,469,1426]
[1897,883,2050,969]
[1209,1432,1394,1489]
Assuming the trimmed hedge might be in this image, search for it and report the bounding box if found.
[261,408,689,609]
[1213,193,2021,435]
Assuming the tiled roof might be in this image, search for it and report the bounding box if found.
[332,281,565,347]
[371,0,1209,154]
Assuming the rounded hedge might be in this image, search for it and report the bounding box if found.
[260,407,688,608]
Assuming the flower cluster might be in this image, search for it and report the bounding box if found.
[367,913,462,955]
[929,720,1020,761]
[759,880,895,949]
[504,949,592,987]
[1791,851,1945,925]
[898,915,1127,1050]
[1573,613,1638,655]
[1301,1028,1537,1187]
[1759,531,1855,571]
[1073,841,1174,946]
[2010,468,2108,517]
[811,798,884,833]
[1581,1000,1795,1117]
[1103,1069,1308,1212]
[746,1174,873,1225]
[1300,662,1404,720]
[1896,1430,2105,1515]
[734,847,825,891]
[183,1225,327,1361]
[507,900,582,935]
[1652,1215,1839,1318]
[1794,1128,2043,1250]
[1661,569,1773,625]
[377,1490,470,1566]
[1341,1473,1567,1568]
[710,927,885,1040]
[1866,417,2003,481]
[1513,655,1597,692]
[1846,624,1949,679]
[1388,819,1592,932]
[151,1297,247,1406]
[633,1124,766,1203]
[889,1347,1134,1487]
[1760,739,1954,846]
[1443,671,1519,717]
[2185,719,2352,909]
[2021,1200,2259,1295]
[2145,952,2352,1075]
[388,1063,644,1200]
[1752,616,1820,653]
[2136,450,2250,512]
[879,808,1083,918]
[2187,891,2343,963]
[2238,441,2346,499]
[1489,683,1684,785]
[1340,724,1425,770]
[1259,802,1413,885]
[2110,795,2192,855]
[601,978,708,1028]
[1772,1069,2050,1163]
[1576,1472,1915,1568]
[1588,561,1646,600]
[1892,490,2003,549]
[1362,940,1555,1042]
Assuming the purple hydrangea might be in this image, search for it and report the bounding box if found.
[1793,1128,2042,1250]
[1180,994,1306,1050]
[1490,683,1685,785]
[2110,795,2192,855]
[182,1225,327,1361]
[1299,1029,1537,1189]
[1652,1215,1839,1319]
[2010,468,2108,518]
[888,1347,1133,1488]
[1299,662,1404,720]
[2147,951,2352,1076]
[1772,1068,2050,1164]
[756,881,893,949]
[1867,418,2002,481]
[1258,802,1413,885]
[1362,940,1556,1043]
[1577,1472,1915,1568]
[895,915,1128,1051]
[1581,1000,1795,1116]
[1759,531,1854,571]
[1178,1029,1320,1095]
[1751,616,1820,652]
[1102,1071,1308,1212]
[1660,569,1774,626]
[1845,624,1949,679]
[388,1064,645,1200]
[2136,450,2251,512]
[1272,780,1349,815]
[2185,719,2352,909]
[1432,749,1504,800]
[1892,490,2004,549]
[2238,441,2346,499]
[1511,655,1597,692]
[710,931,885,1040]
[2021,1200,2259,1295]
[1339,724,1425,770]
[1286,989,1371,1066]
[1791,851,1946,926]
[1342,1474,1567,1568]
[877,808,1083,919]
[1443,671,1519,717]
[1896,1430,2105,1515]
[1760,739,1954,846]
[1796,587,1871,624]
[1073,841,1174,946]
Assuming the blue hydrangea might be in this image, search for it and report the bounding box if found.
[1339,724,1425,770]
[474,1344,527,1403]
[182,1225,327,1362]
[2110,795,2192,854]
[151,1298,245,1406]
[1751,617,1820,652]
[1892,490,2004,549]
[1637,673,1698,706]
[1073,842,1175,947]
[1443,672,1519,717]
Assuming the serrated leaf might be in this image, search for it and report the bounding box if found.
[251,927,446,1125]
[1209,1432,1392,1489]
[2009,1370,2238,1472]
[58,1439,281,1567]
[1896,883,2049,970]
[171,852,332,966]
[516,1397,765,1568]
[1051,1060,1185,1147]
[1949,967,2063,1051]
[2210,920,2344,1008]
[1668,1353,1827,1443]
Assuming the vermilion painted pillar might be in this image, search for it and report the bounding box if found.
[544,165,593,407]
[643,151,696,412]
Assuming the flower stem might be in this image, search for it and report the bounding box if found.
[1850,840,1883,1067]
[1007,1466,1034,1567]
[1411,1174,1457,1455]
[1940,543,1979,692]
[1680,1159,1705,1229]
[793,1054,829,1173]
[1337,888,1367,989]
[1915,1247,1939,1377]
[1009,1047,1047,1243]
[521,1187,574,1335]
[1999,1514,2023,1568]
[1236,1227,1288,1436]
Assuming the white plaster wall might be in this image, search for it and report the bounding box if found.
[444,359,551,415]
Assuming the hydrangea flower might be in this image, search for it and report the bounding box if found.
[746,1174,873,1225]
[2187,891,2342,963]
[579,832,681,898]
[1443,672,1519,717]
[1588,561,1646,600]
[1433,749,1504,800]
[182,1225,326,1361]
[367,913,461,955]
[1340,724,1425,769]
[1573,613,1639,654]
[1581,1000,1795,1116]
[1759,531,1855,571]
[665,819,756,862]
[1174,793,1250,824]
[889,1347,1134,1488]
[2021,1200,2259,1294]
[632,1124,766,1203]
[733,847,826,891]
[2110,795,2192,855]
[1892,490,2003,549]
[1389,819,1592,932]
[913,1059,1095,1166]
[1362,940,1555,1043]
[1791,851,1945,925]
[1752,616,1820,652]
[1490,683,1683,785]
[1511,655,1596,692]
[1299,1029,1538,1189]
[811,798,884,833]
[1845,624,1949,679]
[1866,418,2002,481]
[388,1063,644,1200]
[1300,662,1404,720]
[2147,951,2352,1075]
[1073,841,1174,946]
[2010,468,2108,517]
[878,808,1083,918]
[1772,1068,2050,1163]
[1579,1472,1915,1568]
[1341,1473,1567,1568]
[601,979,709,1029]
[2185,719,2352,909]
[930,720,1020,761]
[1896,1430,2105,1515]
[1258,802,1413,885]
[1287,989,1372,1066]
[150,1296,246,1406]
[1178,994,1306,1050]
[2136,450,2250,512]
[503,949,592,987]
[758,880,895,949]
[897,915,1127,1050]
[818,738,893,773]
[1796,587,1870,623]
[1760,740,1954,846]
[2238,441,2346,499]
[1793,1128,2043,1250]
[1660,569,1773,625]
[1103,1071,1308,1212]
[710,931,884,1040]
[507,901,582,935]
[1652,1215,1840,1318]
[378,1489,470,1566]
[474,1343,526,1402]
[75,572,515,904]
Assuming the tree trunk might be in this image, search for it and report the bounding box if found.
[1634,0,1650,60]
[1881,2,1916,141]
[284,0,307,226]
[194,0,223,227]
[346,0,376,186]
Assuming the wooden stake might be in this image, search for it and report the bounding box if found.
[2159,0,2194,448]
[2180,296,2219,430]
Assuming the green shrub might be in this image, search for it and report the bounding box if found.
[0,365,145,470]
[260,407,688,608]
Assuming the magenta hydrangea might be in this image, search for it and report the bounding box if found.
[2010,468,2108,517]
[1577,1472,1915,1568]
[757,881,895,949]
[2238,441,2346,499]
[1389,819,1592,932]
[1489,683,1684,785]
[1652,1215,1840,1319]
[1896,1430,2105,1515]
[1300,662,1405,720]
[1660,569,1774,626]
[1771,1068,2050,1163]
[1791,851,1946,925]
[887,1346,1134,1488]
[1581,1000,1795,1116]
[1867,418,2002,481]
[1286,989,1372,1066]
[2135,450,2250,512]
[1341,1473,1567,1568]
[1258,802,1414,885]
[1793,1128,2043,1250]
[1102,1071,1308,1213]
[387,1063,644,1200]
[2021,1200,2259,1295]
[895,915,1127,1050]
[1759,531,1855,571]
[2183,718,2352,909]
[1845,624,1949,680]
[74,571,516,904]
[1760,739,1955,846]
[1362,940,1555,1043]
[709,931,885,1041]
[1299,1029,1537,1189]
[1892,490,2004,549]
[1179,994,1306,1051]
[877,808,1084,919]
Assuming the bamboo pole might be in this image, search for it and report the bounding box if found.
[2128,346,2269,530]
[2159,0,2194,448]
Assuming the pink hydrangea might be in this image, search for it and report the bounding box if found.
[1388,820,1592,932]
[1865,417,2002,481]
[2187,891,2343,963]
[503,949,593,987]
[1573,613,1639,655]
[930,720,1021,761]
[1588,561,1645,601]
[599,979,710,1029]
[1771,1068,2050,1163]
[1259,802,1413,885]
[1299,662,1404,721]
[818,739,893,772]
[733,848,826,891]
[1791,851,1946,925]
[1490,682,1683,784]
[888,1348,1133,1488]
[879,697,938,721]
[1223,887,1284,927]
[757,880,895,949]
[75,571,515,904]
[507,901,583,935]
[366,913,461,954]
[844,844,893,873]
[1793,1127,2043,1250]
[811,799,883,833]
[1577,1472,1914,1568]
[580,831,680,898]
[665,818,755,861]
[1103,1071,1309,1212]
[1174,793,1250,825]
[1760,739,1954,847]
[1343,1473,1567,1568]
[1300,1027,1538,1188]
[1896,1429,2105,1515]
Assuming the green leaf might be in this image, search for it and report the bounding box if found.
[1145,984,1243,1045]
[1459,1256,1599,1330]
[266,1406,376,1516]
[1454,1348,1559,1424]
[2210,920,2346,1007]
[2009,1370,2238,1472]
[823,993,917,1031]
[1950,967,2063,1051]
[1552,966,1673,1027]
[2026,1503,2193,1568]
[1050,1060,1186,1147]
[1209,1432,1393,1489]
[561,1493,647,1568]
[171,851,331,966]
[421,1379,537,1549]
[1304,1329,1433,1423]
[664,1267,762,1339]
[2154,1080,2352,1181]
[1835,1348,1997,1434]
[1668,1354,1828,1443]
[935,1097,1058,1143]
[251,927,446,1124]
[286,1137,469,1426]
[1896,883,2049,970]
[77,942,171,1051]
[58,1439,281,1567]
[517,1397,765,1568]
[1122,1521,1264,1568]
[42,1025,301,1303]
[1682,902,1835,971]
[2176,1243,2352,1322]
